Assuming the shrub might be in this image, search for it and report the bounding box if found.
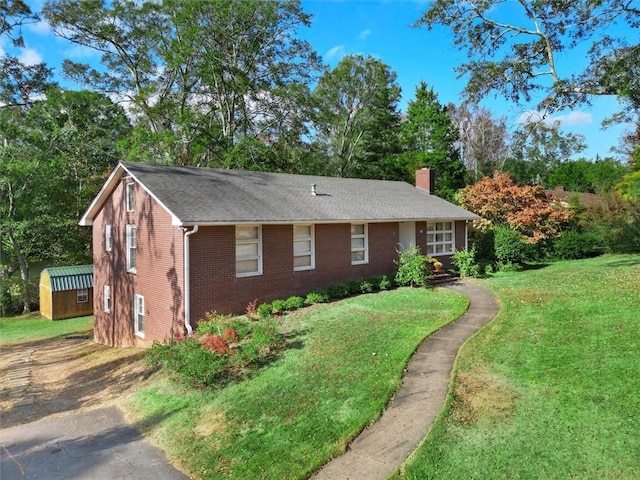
[497,261,522,272]
[245,299,259,319]
[359,280,374,293]
[493,225,528,264]
[271,299,287,313]
[325,283,350,299]
[347,280,363,295]
[284,296,304,311]
[223,327,239,344]
[377,275,393,291]
[146,316,283,388]
[305,291,329,304]
[452,248,480,277]
[394,246,430,287]
[257,302,273,319]
[200,334,230,354]
[552,229,604,260]
[146,337,228,388]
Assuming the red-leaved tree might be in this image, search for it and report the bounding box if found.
[458,172,571,243]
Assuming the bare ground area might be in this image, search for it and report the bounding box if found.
[0,333,154,429]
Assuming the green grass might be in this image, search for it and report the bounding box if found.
[0,314,92,345]
[397,254,640,479]
[127,287,469,479]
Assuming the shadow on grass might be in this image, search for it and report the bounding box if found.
[602,257,640,268]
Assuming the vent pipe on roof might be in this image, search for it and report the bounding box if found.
[311,184,317,196]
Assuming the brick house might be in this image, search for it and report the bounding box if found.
[80,162,478,347]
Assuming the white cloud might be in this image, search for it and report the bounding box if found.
[553,111,593,126]
[66,44,100,60]
[357,29,371,40]
[19,48,43,66]
[28,20,52,35]
[325,45,346,60]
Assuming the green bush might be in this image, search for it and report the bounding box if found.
[377,275,393,290]
[305,291,329,304]
[284,296,304,311]
[325,283,350,299]
[146,316,283,389]
[493,225,528,264]
[257,302,273,319]
[552,229,604,260]
[347,280,363,295]
[452,247,480,277]
[470,228,495,263]
[359,280,374,293]
[394,246,430,287]
[271,299,287,313]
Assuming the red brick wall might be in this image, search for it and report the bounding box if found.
[92,178,185,347]
[189,222,400,323]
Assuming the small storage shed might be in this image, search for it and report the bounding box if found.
[39,265,94,320]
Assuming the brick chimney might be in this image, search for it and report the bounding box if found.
[415,168,434,194]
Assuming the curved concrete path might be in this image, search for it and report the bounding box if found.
[312,280,499,480]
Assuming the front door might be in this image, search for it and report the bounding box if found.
[399,222,415,252]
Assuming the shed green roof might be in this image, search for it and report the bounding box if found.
[42,265,93,292]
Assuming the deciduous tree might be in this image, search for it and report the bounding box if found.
[43,0,321,166]
[312,54,402,178]
[415,0,640,116]
[458,171,571,243]
[448,103,509,182]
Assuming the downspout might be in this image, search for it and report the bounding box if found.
[183,225,199,335]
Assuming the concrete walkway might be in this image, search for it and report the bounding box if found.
[312,280,499,480]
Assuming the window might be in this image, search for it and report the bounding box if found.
[427,221,455,255]
[105,224,112,252]
[103,285,111,313]
[126,182,135,212]
[134,294,144,337]
[351,223,368,264]
[77,288,88,303]
[293,224,314,271]
[236,225,262,276]
[126,224,137,272]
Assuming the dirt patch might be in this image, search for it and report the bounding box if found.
[450,365,518,427]
[0,334,155,429]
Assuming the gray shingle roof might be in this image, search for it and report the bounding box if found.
[120,162,478,225]
[42,265,93,292]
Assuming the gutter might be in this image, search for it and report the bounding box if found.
[183,225,199,335]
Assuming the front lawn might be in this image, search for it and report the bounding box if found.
[125,287,468,479]
[0,314,92,345]
[397,254,640,479]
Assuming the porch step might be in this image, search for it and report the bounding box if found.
[430,271,458,285]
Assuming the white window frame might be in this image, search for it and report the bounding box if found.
[236,225,263,277]
[103,285,111,313]
[351,223,369,265]
[77,288,88,303]
[293,224,315,271]
[134,294,145,338]
[105,224,112,252]
[126,224,137,273]
[426,221,455,256]
[125,182,135,212]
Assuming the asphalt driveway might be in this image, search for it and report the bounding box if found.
[1,406,189,480]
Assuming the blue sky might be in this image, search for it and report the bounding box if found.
[3,0,631,161]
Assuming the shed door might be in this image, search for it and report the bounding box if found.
[399,222,416,252]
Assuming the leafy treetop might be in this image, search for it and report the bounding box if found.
[458,171,571,243]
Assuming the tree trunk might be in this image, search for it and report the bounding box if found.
[8,230,31,313]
